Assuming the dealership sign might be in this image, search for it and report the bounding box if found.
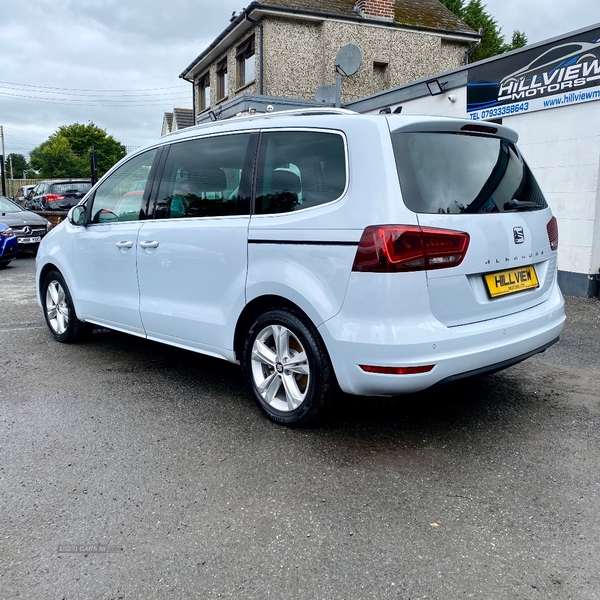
[467,28,600,121]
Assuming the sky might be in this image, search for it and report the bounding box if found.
[1,0,599,163]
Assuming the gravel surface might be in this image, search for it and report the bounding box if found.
[1,256,599,599]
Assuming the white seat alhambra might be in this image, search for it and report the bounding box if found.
[36,108,566,425]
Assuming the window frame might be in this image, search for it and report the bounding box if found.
[236,36,256,88]
[85,147,163,225]
[148,131,259,220]
[198,72,211,111]
[216,59,228,101]
[253,128,349,216]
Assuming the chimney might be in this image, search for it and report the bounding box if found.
[355,0,395,21]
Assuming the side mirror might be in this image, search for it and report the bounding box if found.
[68,205,87,226]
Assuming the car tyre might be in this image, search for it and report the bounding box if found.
[42,270,92,342]
[0,260,11,268]
[242,307,332,426]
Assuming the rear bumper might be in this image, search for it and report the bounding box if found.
[319,283,566,396]
[433,336,559,387]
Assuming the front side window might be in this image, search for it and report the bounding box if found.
[154,133,254,219]
[236,36,255,88]
[392,132,548,214]
[255,131,347,215]
[89,149,158,223]
[199,72,210,111]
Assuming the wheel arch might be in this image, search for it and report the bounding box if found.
[234,295,310,362]
[38,262,83,321]
[38,262,61,298]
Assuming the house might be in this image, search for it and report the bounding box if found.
[179,0,479,123]
[161,107,194,135]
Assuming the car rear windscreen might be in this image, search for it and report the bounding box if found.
[51,182,92,194]
[392,132,548,214]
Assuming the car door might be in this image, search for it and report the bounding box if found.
[136,132,257,357]
[70,148,160,335]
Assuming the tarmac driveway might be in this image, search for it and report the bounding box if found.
[1,256,599,599]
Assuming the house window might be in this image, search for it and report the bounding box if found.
[236,36,255,88]
[217,60,228,100]
[199,72,210,111]
[373,61,389,92]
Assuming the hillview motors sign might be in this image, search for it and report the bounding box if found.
[467,28,600,121]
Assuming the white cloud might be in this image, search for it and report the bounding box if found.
[2,0,598,160]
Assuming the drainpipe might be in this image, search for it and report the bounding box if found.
[243,9,264,95]
[463,28,482,65]
[191,81,196,125]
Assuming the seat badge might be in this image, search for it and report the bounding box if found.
[513,226,524,244]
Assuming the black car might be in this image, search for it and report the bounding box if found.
[0,196,52,252]
[26,179,92,211]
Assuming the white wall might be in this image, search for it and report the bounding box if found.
[505,101,600,278]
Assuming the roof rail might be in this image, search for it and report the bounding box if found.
[269,107,358,117]
[228,107,358,121]
[160,107,359,140]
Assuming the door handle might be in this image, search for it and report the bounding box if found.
[139,240,159,249]
[116,241,133,249]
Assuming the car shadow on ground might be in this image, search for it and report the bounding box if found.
[84,327,545,450]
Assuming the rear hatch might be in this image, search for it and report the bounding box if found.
[47,182,92,209]
[390,120,558,327]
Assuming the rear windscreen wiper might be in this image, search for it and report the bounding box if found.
[503,198,540,211]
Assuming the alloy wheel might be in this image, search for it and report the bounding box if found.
[45,280,70,335]
[250,324,310,412]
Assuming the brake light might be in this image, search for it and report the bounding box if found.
[546,216,558,251]
[44,194,66,203]
[460,124,498,134]
[360,364,435,375]
[352,225,470,272]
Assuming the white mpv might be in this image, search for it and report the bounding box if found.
[36,109,566,425]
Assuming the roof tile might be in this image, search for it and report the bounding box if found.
[257,0,476,35]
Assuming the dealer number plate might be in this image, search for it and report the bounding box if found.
[484,265,539,298]
[17,236,41,244]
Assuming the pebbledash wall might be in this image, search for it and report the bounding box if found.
[349,22,600,297]
[261,17,467,102]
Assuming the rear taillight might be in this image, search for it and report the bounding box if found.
[44,194,65,203]
[547,216,558,251]
[352,225,470,272]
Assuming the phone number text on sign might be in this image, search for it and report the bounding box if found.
[469,102,530,120]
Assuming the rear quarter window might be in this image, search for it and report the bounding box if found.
[392,132,547,215]
[255,130,347,215]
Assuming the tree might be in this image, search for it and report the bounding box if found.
[29,122,126,179]
[30,135,80,178]
[438,0,528,62]
[4,153,29,178]
[501,30,528,53]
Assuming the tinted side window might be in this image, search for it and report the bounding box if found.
[154,133,253,219]
[90,149,158,223]
[255,131,347,215]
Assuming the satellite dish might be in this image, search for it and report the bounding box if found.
[336,44,363,76]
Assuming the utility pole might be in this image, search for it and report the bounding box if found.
[9,155,13,179]
[90,143,98,185]
[0,125,5,196]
